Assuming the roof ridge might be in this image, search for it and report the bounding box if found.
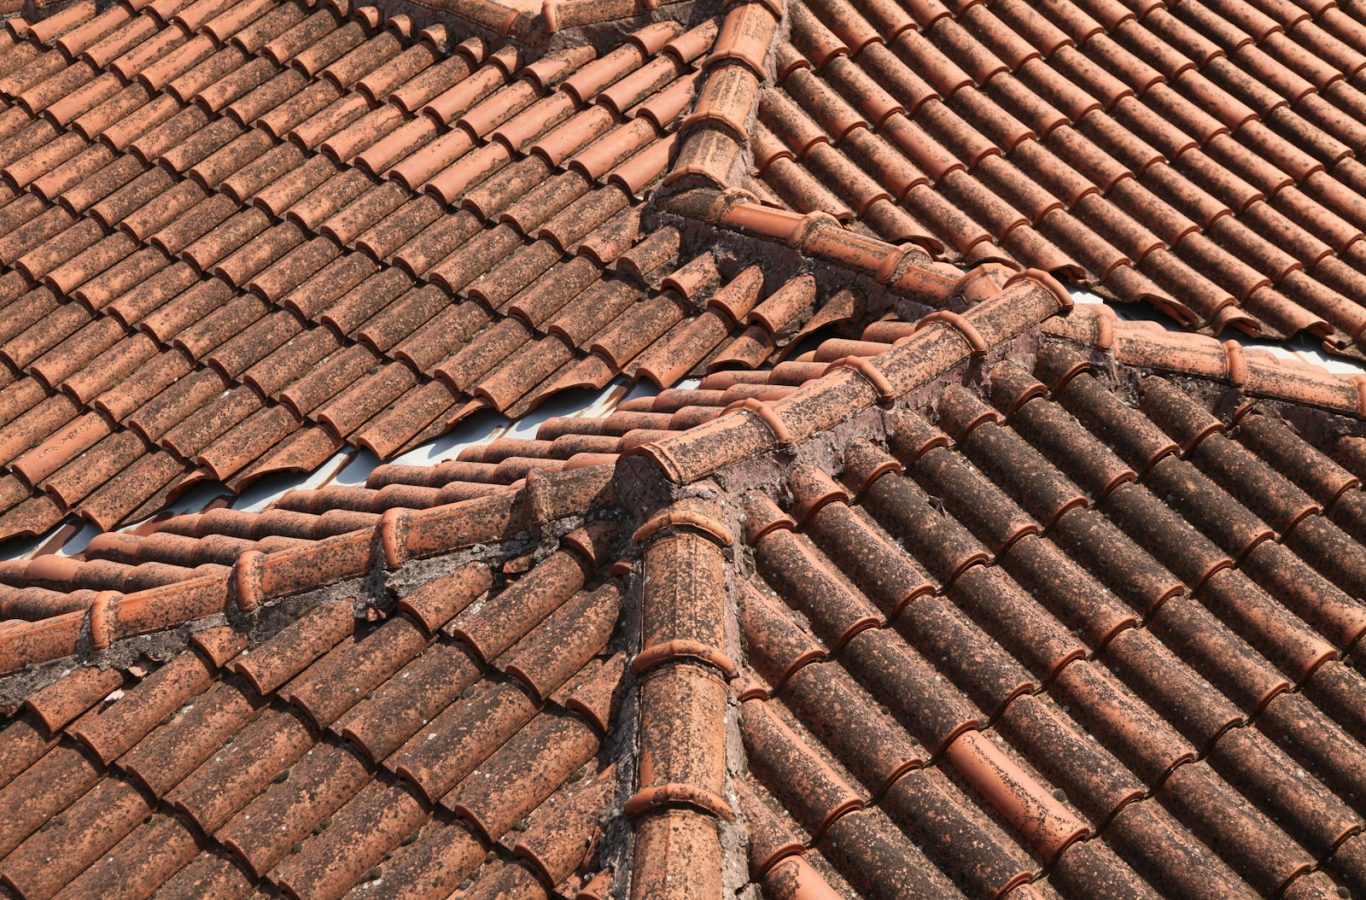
[0,462,616,675]
[12,295,1366,676]
[0,265,1064,674]
[1044,305,1366,419]
[663,0,777,192]
[655,0,994,306]
[657,0,995,306]
[625,267,1073,483]
[668,187,973,302]
[626,493,736,894]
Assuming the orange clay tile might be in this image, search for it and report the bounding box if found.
[0,316,1365,897]
[0,2,850,541]
[0,4,1365,899]
[662,0,1366,356]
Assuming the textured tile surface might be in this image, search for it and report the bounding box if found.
[2,0,1366,895]
[0,531,624,900]
[0,0,827,541]
[672,0,1366,355]
[1,293,1363,898]
[732,341,1366,899]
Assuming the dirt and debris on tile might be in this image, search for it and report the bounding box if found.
[1,0,1366,896]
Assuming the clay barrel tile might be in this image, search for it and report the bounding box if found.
[627,660,731,819]
[629,807,725,900]
[632,497,735,675]
[229,599,355,695]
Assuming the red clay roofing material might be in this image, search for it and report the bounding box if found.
[9,267,1366,653]
[731,355,1366,898]
[666,0,1366,357]
[0,459,619,670]
[2,0,1366,895]
[0,529,628,899]
[627,497,734,897]
[0,0,869,542]
[2,298,1365,897]
[626,261,1075,484]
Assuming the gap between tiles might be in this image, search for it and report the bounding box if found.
[25,376,669,561]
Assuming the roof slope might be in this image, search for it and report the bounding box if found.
[13,0,1366,547]
[2,0,1366,895]
[0,289,1364,898]
[731,342,1366,899]
[0,524,627,899]
[0,0,867,542]
[667,0,1366,356]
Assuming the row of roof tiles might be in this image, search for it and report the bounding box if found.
[0,259,1051,665]
[17,0,1366,549]
[9,0,675,43]
[0,0,1364,895]
[0,0,883,544]
[6,275,1366,668]
[0,524,628,898]
[4,316,1363,897]
[666,0,1366,356]
[726,372,1366,895]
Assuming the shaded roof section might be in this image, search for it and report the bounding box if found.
[0,0,875,543]
[729,345,1366,898]
[665,0,1366,356]
[1,293,1365,897]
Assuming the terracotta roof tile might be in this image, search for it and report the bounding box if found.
[5,294,1359,892]
[2,0,1366,895]
[0,1,870,538]
[706,339,1363,897]
[665,0,1366,356]
[0,513,628,897]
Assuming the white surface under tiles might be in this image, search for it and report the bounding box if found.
[1071,285,1366,377]
[38,377,664,559]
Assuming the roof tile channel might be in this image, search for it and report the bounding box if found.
[0,0,792,542]
[669,0,1366,357]
[0,525,627,899]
